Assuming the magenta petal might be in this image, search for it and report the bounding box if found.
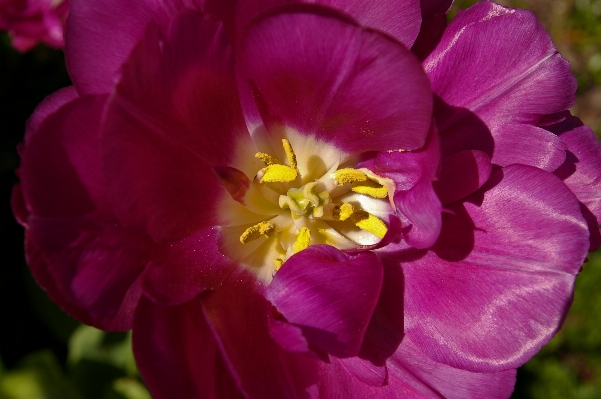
[65,0,202,94]
[133,296,244,399]
[207,0,422,48]
[239,8,432,153]
[373,127,442,248]
[202,267,319,399]
[266,245,383,358]
[434,150,492,205]
[550,116,601,250]
[25,86,78,136]
[404,165,590,371]
[339,357,386,387]
[391,336,517,399]
[143,228,238,306]
[102,11,248,243]
[420,0,454,16]
[426,1,576,169]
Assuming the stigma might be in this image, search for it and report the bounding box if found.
[219,132,395,281]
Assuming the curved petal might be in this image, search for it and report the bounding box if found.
[133,296,245,399]
[425,1,576,170]
[403,165,590,372]
[550,116,601,250]
[372,126,442,248]
[238,7,432,154]
[102,11,248,243]
[201,267,319,399]
[391,336,517,399]
[434,150,492,205]
[266,245,383,358]
[65,0,203,94]
[143,227,239,306]
[206,0,422,48]
[25,86,78,137]
[420,0,454,16]
[17,90,146,330]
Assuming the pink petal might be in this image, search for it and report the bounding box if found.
[404,165,590,372]
[426,1,576,170]
[550,116,601,250]
[201,267,319,399]
[372,127,442,248]
[102,11,248,243]
[143,227,239,306]
[65,0,202,94]
[206,0,422,48]
[434,150,492,205]
[25,86,78,136]
[391,336,517,399]
[238,8,432,154]
[266,245,383,358]
[420,0,454,16]
[133,296,245,399]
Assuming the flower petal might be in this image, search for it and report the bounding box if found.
[102,11,249,243]
[425,1,576,170]
[133,296,245,399]
[391,336,517,399]
[239,7,432,154]
[65,0,202,94]
[372,127,442,248]
[143,227,239,306]
[550,115,601,251]
[403,165,589,371]
[206,0,422,48]
[434,150,492,205]
[266,245,383,358]
[201,267,320,399]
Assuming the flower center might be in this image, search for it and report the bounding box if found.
[219,133,394,281]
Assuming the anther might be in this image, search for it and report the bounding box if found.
[332,203,354,221]
[293,227,311,254]
[255,152,279,166]
[333,168,367,185]
[240,221,276,244]
[350,211,387,238]
[282,139,297,170]
[260,164,298,183]
[351,179,388,198]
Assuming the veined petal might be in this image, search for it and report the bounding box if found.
[238,7,432,154]
[65,0,203,94]
[102,11,249,243]
[133,296,245,399]
[201,267,319,399]
[403,165,589,372]
[425,1,576,170]
[266,245,383,358]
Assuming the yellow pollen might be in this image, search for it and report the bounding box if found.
[239,221,276,244]
[261,164,298,183]
[255,152,279,166]
[350,211,388,239]
[274,258,284,271]
[293,227,311,254]
[333,168,367,185]
[282,139,297,170]
[351,179,388,198]
[332,203,355,221]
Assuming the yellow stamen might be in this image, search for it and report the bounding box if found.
[255,152,279,166]
[239,221,276,244]
[274,258,284,271]
[351,179,388,198]
[293,227,311,254]
[332,203,354,221]
[282,139,297,170]
[350,211,387,238]
[333,168,367,185]
[261,164,298,183]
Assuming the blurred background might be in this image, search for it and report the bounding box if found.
[1,0,599,398]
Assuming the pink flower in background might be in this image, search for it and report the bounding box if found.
[0,0,68,51]
[12,0,601,398]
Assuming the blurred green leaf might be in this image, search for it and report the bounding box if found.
[0,351,82,399]
[112,378,152,399]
